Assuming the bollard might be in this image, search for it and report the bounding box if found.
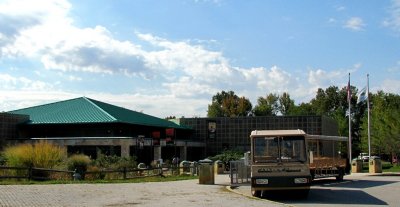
[179,161,191,175]
[351,159,363,173]
[190,161,198,176]
[214,160,225,174]
[73,169,81,181]
[369,157,382,173]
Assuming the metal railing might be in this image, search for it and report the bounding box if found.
[0,165,198,181]
[229,160,250,186]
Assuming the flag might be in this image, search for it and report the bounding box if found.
[357,87,367,103]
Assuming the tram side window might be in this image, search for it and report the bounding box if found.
[308,140,318,158]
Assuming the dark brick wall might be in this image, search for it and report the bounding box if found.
[0,113,29,149]
[180,116,338,156]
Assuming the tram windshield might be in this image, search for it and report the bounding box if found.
[253,136,307,163]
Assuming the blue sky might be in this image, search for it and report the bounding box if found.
[1,0,400,118]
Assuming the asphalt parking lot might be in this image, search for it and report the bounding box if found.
[0,173,398,207]
[232,173,400,207]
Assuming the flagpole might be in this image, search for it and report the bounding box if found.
[367,74,371,158]
[348,73,352,163]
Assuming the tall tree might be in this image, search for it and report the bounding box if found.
[279,92,295,115]
[360,91,400,159]
[310,88,328,115]
[288,102,316,116]
[307,85,365,156]
[237,97,253,116]
[207,90,252,117]
[253,93,279,116]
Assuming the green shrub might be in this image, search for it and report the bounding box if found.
[382,162,393,169]
[3,143,34,167]
[0,154,6,166]
[31,141,67,168]
[388,165,400,172]
[208,149,244,171]
[67,154,91,171]
[115,156,137,170]
[93,153,119,169]
[2,141,66,179]
[84,165,105,180]
[67,154,91,180]
[93,153,137,170]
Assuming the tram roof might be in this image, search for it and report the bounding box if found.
[250,129,306,137]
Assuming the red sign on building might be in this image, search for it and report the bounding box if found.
[165,128,175,145]
[166,128,175,136]
[152,131,160,138]
[152,131,160,146]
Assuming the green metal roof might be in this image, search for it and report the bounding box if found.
[9,97,190,129]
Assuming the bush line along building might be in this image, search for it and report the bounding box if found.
[0,97,340,164]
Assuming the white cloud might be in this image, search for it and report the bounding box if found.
[139,33,232,82]
[90,93,210,118]
[193,0,223,5]
[0,73,53,90]
[30,25,145,75]
[1,0,230,82]
[381,79,400,94]
[1,0,147,76]
[0,90,76,112]
[0,0,375,118]
[0,0,312,103]
[388,61,400,72]
[68,75,82,82]
[242,66,292,92]
[344,17,366,31]
[383,0,400,34]
[328,18,337,24]
[308,69,345,88]
[305,63,364,97]
[0,91,209,118]
[162,76,218,98]
[0,0,72,57]
[307,63,361,91]
[336,6,346,12]
[0,0,310,116]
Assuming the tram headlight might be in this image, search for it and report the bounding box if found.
[294,178,308,184]
[255,179,269,184]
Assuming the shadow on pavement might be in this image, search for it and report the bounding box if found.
[262,188,387,206]
[312,178,397,189]
[369,173,400,177]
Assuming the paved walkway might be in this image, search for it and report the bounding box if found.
[4,173,398,207]
[0,175,285,207]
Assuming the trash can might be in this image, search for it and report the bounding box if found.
[351,159,363,173]
[179,161,191,175]
[369,157,382,173]
[190,161,198,176]
[137,163,146,176]
[198,159,214,184]
[153,159,163,174]
[214,160,225,174]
